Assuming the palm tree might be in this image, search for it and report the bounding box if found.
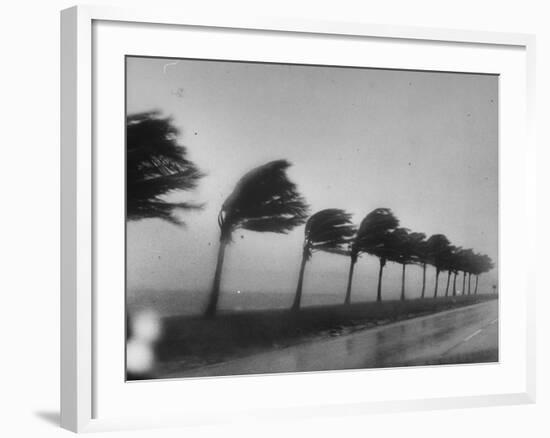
[386,229,426,301]
[481,254,495,293]
[452,248,473,295]
[444,269,452,296]
[449,246,462,296]
[452,270,458,296]
[346,208,399,303]
[292,209,355,311]
[387,228,410,302]
[452,249,464,295]
[409,232,428,299]
[472,253,495,294]
[205,160,309,317]
[443,245,458,297]
[460,249,475,295]
[425,234,451,298]
[442,245,456,297]
[415,237,430,299]
[126,111,204,224]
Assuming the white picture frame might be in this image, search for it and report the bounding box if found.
[60,5,536,433]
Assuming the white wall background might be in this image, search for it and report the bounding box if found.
[0,0,547,437]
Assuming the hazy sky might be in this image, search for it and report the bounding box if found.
[126,56,498,308]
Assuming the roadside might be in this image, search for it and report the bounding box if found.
[159,299,498,378]
[149,294,498,378]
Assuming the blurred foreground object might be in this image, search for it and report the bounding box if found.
[126,310,162,380]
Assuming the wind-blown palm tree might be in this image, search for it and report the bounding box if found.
[292,209,355,311]
[205,160,309,317]
[472,253,495,294]
[444,269,452,296]
[449,246,463,296]
[408,232,428,299]
[386,229,426,301]
[443,245,458,297]
[345,208,399,303]
[453,248,472,295]
[460,249,476,295]
[127,111,204,225]
[462,249,476,295]
[415,237,430,299]
[452,270,458,296]
[426,234,451,298]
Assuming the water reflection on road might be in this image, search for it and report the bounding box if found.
[167,300,498,378]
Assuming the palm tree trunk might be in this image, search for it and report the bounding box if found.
[475,275,479,294]
[376,258,386,302]
[400,264,406,301]
[421,263,427,298]
[433,268,440,298]
[205,239,228,317]
[452,272,457,296]
[445,271,451,297]
[462,271,466,295]
[468,273,472,295]
[344,257,356,305]
[292,253,308,311]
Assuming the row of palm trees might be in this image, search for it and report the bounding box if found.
[204,159,494,317]
[126,112,494,319]
[292,207,494,311]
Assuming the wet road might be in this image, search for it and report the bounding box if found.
[171,300,498,378]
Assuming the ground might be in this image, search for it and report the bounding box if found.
[136,294,499,379]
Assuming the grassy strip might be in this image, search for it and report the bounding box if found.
[152,294,497,375]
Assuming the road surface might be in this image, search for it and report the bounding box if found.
[166,300,498,378]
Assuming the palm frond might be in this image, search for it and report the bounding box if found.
[449,248,494,275]
[320,246,352,257]
[240,215,307,233]
[126,111,205,225]
[127,200,203,225]
[352,208,399,258]
[425,234,453,270]
[301,209,356,257]
[381,228,428,265]
[219,160,309,240]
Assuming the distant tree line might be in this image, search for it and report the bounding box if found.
[127,112,495,318]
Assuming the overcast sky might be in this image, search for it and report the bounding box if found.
[126,56,498,308]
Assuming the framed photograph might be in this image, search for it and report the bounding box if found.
[61,5,536,433]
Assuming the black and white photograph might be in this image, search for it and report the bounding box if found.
[125,56,498,381]
[2,0,546,435]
